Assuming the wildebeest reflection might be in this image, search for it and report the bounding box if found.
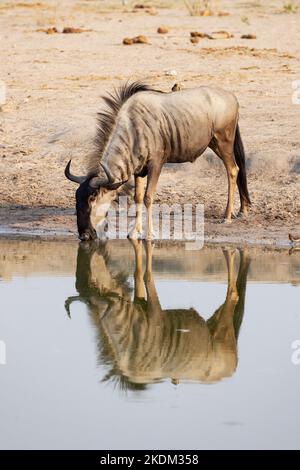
[65,242,250,388]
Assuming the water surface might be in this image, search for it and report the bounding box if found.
[0,239,300,450]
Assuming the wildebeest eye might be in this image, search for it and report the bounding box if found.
[88,188,101,203]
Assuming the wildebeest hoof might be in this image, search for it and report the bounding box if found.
[127,228,143,240]
[98,232,109,241]
[79,228,97,241]
[144,273,154,283]
[229,290,239,302]
[146,231,156,240]
[237,210,248,218]
[222,218,232,225]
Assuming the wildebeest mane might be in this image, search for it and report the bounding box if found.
[87,81,160,174]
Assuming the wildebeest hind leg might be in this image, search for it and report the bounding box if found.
[209,131,239,222]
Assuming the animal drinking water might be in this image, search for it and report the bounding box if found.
[65,82,251,241]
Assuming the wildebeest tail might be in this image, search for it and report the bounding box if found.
[234,124,251,205]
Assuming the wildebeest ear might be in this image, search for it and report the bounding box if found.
[89,177,126,191]
[107,181,126,190]
[88,175,109,189]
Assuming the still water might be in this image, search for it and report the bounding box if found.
[0,238,300,450]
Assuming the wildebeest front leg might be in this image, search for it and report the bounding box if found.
[130,239,145,302]
[144,163,162,240]
[128,176,144,239]
[144,241,162,317]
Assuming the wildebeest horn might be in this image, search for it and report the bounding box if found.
[64,160,87,185]
[64,295,87,317]
[99,162,113,183]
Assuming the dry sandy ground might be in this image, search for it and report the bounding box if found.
[0,0,300,246]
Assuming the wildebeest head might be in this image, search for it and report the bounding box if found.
[65,160,124,241]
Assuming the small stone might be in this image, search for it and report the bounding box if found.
[241,34,257,39]
[123,35,149,45]
[164,69,177,77]
[190,31,206,38]
[46,27,58,34]
[133,35,149,44]
[172,83,183,91]
[157,26,169,34]
[63,27,86,34]
[123,37,134,45]
[210,30,234,39]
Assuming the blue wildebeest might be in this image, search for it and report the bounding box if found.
[65,82,251,241]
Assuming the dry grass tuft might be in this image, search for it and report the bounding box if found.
[184,0,221,16]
